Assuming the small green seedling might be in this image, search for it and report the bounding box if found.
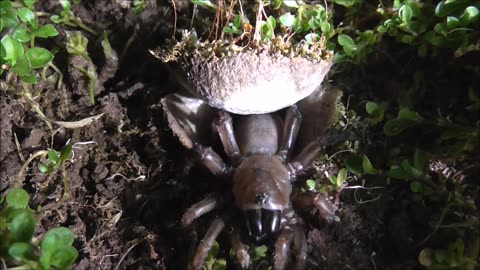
[0,1,59,83]
[387,149,434,197]
[0,187,79,269]
[65,31,98,104]
[50,0,97,35]
[306,179,317,191]
[419,239,477,270]
[344,154,378,175]
[384,108,424,136]
[365,101,385,124]
[133,0,146,14]
[204,241,227,270]
[259,16,277,42]
[328,168,348,188]
[223,15,243,35]
[38,144,73,174]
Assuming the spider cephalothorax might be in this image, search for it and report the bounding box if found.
[181,106,337,270]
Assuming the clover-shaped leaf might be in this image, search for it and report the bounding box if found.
[8,209,36,243]
[6,187,29,209]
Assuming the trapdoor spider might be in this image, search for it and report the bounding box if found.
[182,105,337,270]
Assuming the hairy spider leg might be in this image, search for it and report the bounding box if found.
[287,139,326,178]
[273,227,293,270]
[181,195,223,228]
[292,224,307,270]
[193,143,232,177]
[231,230,251,269]
[292,191,336,223]
[277,104,302,161]
[189,217,226,270]
[215,110,242,166]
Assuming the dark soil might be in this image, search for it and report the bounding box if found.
[1,1,478,270]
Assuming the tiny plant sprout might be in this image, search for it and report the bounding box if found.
[0,187,78,269]
[306,179,317,191]
[329,168,348,188]
[39,144,73,174]
[0,3,58,83]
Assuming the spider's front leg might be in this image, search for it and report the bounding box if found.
[193,143,232,178]
[277,104,302,161]
[287,139,325,177]
[273,227,293,270]
[189,217,226,270]
[181,195,223,227]
[292,224,307,270]
[293,191,336,223]
[215,110,242,166]
[274,212,308,270]
[232,230,251,269]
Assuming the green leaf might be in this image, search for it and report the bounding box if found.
[446,16,459,29]
[459,6,480,25]
[47,150,59,163]
[222,26,233,33]
[388,165,410,179]
[334,0,356,7]
[305,33,320,45]
[41,227,76,254]
[34,24,59,38]
[320,21,333,35]
[38,163,49,173]
[283,0,300,8]
[414,149,429,174]
[8,209,36,242]
[50,15,62,23]
[410,181,423,193]
[22,0,37,9]
[279,13,295,27]
[17,8,37,29]
[383,119,412,136]
[0,2,19,29]
[306,179,316,190]
[6,187,29,208]
[191,0,215,7]
[333,52,347,63]
[400,34,415,44]
[424,31,444,47]
[13,27,31,43]
[253,245,268,258]
[435,1,466,17]
[267,15,276,30]
[362,155,377,174]
[328,175,337,186]
[10,55,31,76]
[366,101,379,114]
[59,145,73,163]
[1,34,25,64]
[50,246,79,269]
[59,0,71,10]
[365,101,384,123]
[233,15,242,28]
[337,34,356,51]
[8,242,34,261]
[20,73,37,84]
[26,47,53,69]
[212,259,227,270]
[344,155,364,174]
[397,108,423,122]
[399,5,413,23]
[336,168,348,186]
[377,25,387,33]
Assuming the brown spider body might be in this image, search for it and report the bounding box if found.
[181,108,337,270]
